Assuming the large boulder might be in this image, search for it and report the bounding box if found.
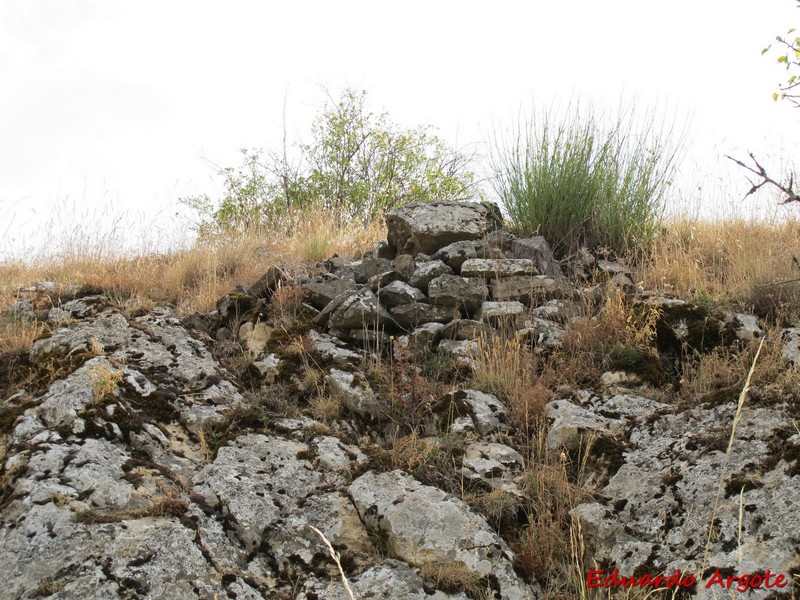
[386,201,502,256]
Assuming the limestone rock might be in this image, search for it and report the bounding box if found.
[192,434,322,553]
[386,201,502,255]
[460,258,537,279]
[299,559,470,600]
[511,236,560,276]
[518,317,566,348]
[440,319,495,341]
[307,330,361,367]
[409,259,453,293]
[474,301,526,328]
[782,327,800,364]
[348,470,537,600]
[392,253,417,280]
[367,270,404,292]
[436,339,479,369]
[428,274,488,316]
[325,368,386,418]
[432,240,478,271]
[303,275,358,310]
[434,389,509,436]
[353,257,393,284]
[378,280,426,308]
[569,394,800,597]
[394,322,446,359]
[460,442,525,490]
[390,302,460,328]
[252,352,280,381]
[321,288,391,330]
[246,265,284,298]
[530,298,583,323]
[490,275,575,304]
[728,312,763,341]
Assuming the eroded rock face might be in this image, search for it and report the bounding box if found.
[563,393,800,599]
[348,470,538,600]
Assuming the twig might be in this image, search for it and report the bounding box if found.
[755,276,800,288]
[725,152,800,204]
[310,526,356,600]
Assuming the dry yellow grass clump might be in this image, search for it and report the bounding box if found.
[642,216,800,321]
[0,209,384,317]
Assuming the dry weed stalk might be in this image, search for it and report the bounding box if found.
[699,336,765,579]
[309,525,356,600]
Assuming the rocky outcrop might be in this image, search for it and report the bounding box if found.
[564,392,800,600]
[3,202,799,599]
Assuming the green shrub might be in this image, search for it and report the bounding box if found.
[490,102,682,257]
[185,88,475,234]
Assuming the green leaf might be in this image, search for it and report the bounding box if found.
[778,55,789,64]
[789,28,796,34]
[773,92,780,101]
[762,45,771,55]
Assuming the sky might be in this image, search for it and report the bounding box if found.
[2,0,800,257]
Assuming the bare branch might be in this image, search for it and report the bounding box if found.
[725,152,800,204]
[755,277,800,288]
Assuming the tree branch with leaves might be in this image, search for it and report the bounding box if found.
[763,27,800,107]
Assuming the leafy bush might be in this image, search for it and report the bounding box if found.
[490,102,681,256]
[185,88,475,234]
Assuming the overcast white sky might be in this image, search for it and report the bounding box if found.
[2,0,800,257]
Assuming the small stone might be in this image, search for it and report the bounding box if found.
[428,275,488,317]
[409,260,453,293]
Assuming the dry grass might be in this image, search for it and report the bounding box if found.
[390,430,435,471]
[516,456,589,584]
[680,325,800,403]
[421,560,494,599]
[0,316,48,354]
[641,217,800,321]
[471,334,552,436]
[539,286,660,389]
[85,361,124,402]
[73,495,188,524]
[0,208,383,315]
[310,393,341,423]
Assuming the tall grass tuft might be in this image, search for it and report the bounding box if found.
[491,101,682,257]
